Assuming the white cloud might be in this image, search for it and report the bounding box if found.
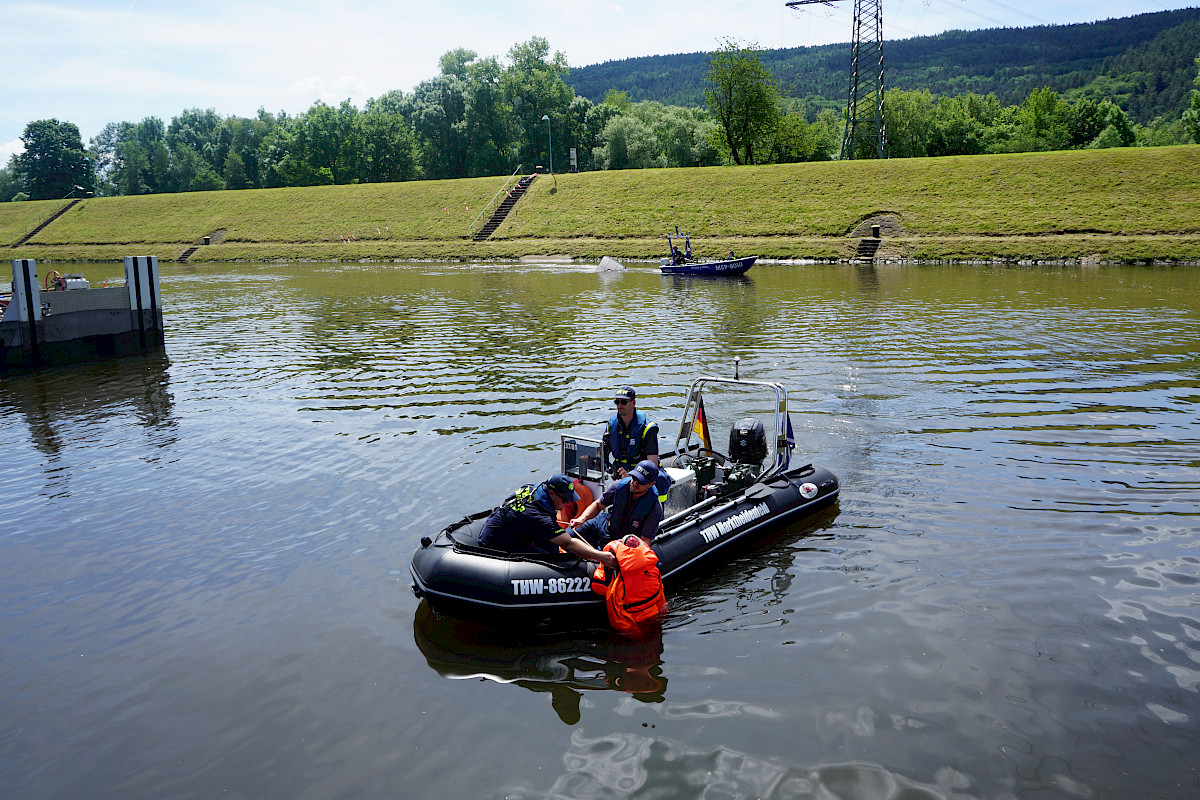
[1,139,24,162]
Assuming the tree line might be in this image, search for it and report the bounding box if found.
[3,35,1200,203]
[568,8,1200,121]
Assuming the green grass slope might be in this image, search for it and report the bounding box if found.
[4,146,1198,264]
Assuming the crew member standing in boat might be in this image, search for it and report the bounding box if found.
[607,386,673,502]
[478,474,617,568]
[569,460,664,547]
[607,386,660,478]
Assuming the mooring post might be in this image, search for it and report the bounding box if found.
[124,255,162,351]
[10,259,42,365]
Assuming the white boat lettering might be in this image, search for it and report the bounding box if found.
[699,503,771,543]
[510,578,545,595]
[510,576,590,595]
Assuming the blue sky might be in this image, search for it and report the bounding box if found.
[2,0,1195,161]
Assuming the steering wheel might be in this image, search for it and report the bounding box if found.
[44,270,65,291]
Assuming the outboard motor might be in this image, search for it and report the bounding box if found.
[709,417,766,496]
[729,418,767,466]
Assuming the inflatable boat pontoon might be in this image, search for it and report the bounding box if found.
[410,374,839,625]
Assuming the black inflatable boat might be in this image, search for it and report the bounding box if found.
[410,374,840,624]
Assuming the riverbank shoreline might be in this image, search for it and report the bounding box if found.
[4,146,1198,266]
[11,237,1198,267]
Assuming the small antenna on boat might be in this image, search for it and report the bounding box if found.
[734,356,740,379]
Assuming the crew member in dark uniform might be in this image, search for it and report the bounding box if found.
[569,460,664,547]
[478,474,616,568]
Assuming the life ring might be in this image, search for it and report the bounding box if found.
[44,270,66,291]
[557,479,595,528]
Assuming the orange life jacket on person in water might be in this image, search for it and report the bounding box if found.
[591,536,667,637]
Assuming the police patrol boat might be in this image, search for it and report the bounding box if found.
[660,227,756,276]
[409,372,839,624]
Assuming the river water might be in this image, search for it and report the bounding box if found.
[1,260,1197,799]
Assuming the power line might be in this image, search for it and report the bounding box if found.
[931,0,1008,28]
[787,0,1065,43]
[976,0,1048,26]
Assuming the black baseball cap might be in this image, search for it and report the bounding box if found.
[546,474,581,502]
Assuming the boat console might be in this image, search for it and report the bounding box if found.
[560,433,699,516]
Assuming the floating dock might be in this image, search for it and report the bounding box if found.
[1,257,164,370]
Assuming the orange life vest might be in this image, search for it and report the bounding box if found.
[591,537,667,637]
[556,479,595,528]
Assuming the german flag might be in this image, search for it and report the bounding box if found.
[695,394,711,452]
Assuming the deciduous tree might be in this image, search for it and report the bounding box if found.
[16,119,91,200]
[356,92,422,182]
[594,115,663,170]
[884,89,935,158]
[1183,51,1200,143]
[0,157,22,201]
[501,37,574,170]
[463,56,515,177]
[705,39,781,165]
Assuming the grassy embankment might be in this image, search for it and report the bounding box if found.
[2,145,1198,264]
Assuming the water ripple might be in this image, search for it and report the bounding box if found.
[2,261,1198,799]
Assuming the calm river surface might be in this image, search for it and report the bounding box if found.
[2,260,1198,799]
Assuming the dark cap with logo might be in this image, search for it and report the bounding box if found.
[629,460,659,485]
[546,474,581,502]
[614,386,636,401]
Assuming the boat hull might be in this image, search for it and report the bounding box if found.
[410,463,838,625]
[659,256,756,276]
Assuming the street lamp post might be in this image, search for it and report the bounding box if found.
[541,114,553,174]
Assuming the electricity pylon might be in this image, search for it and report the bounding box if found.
[786,0,887,159]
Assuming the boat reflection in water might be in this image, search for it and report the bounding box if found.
[0,351,175,451]
[413,603,666,725]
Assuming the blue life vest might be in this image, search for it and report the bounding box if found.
[607,477,661,539]
[608,410,657,473]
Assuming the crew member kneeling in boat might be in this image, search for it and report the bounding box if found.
[478,474,617,569]
[569,460,664,547]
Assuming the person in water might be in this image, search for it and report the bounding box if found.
[478,474,617,568]
[569,460,664,547]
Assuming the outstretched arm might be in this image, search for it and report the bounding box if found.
[569,499,603,528]
[552,531,616,568]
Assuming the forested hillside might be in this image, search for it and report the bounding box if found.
[566,8,1200,123]
[5,9,1197,203]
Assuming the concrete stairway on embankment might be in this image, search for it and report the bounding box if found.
[472,174,537,241]
[855,237,881,261]
[14,198,83,246]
